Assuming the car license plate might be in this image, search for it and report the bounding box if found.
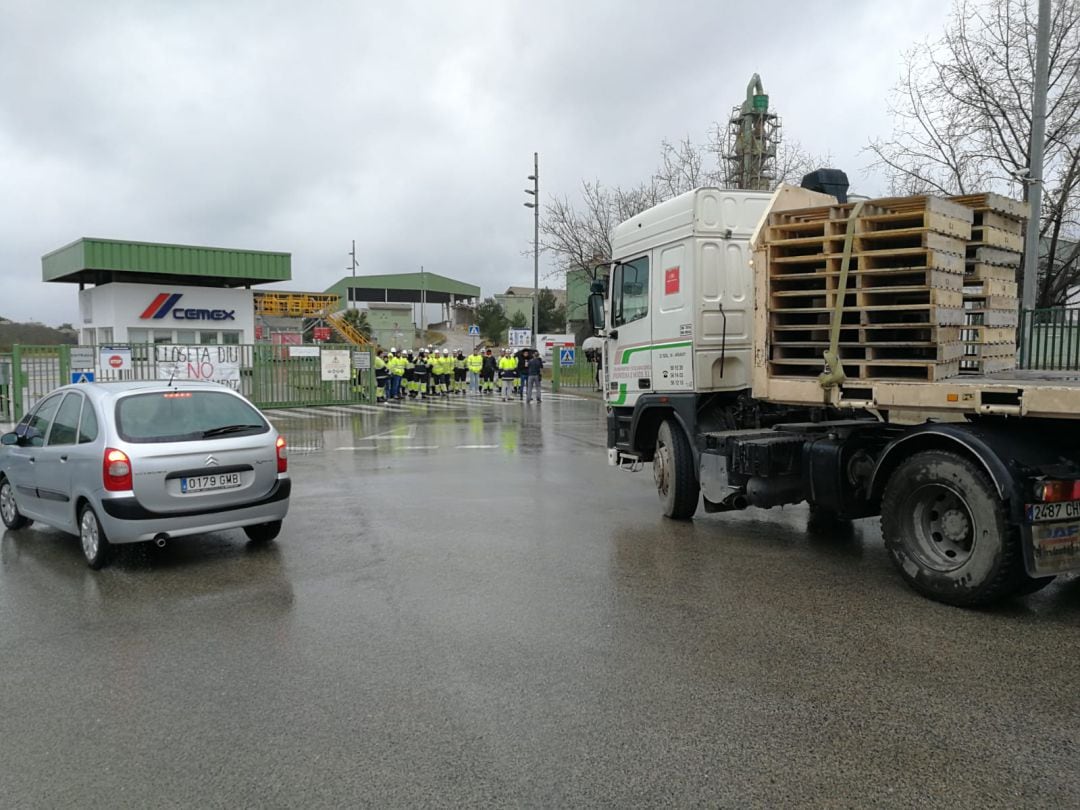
[181,472,241,494]
[1026,500,1080,523]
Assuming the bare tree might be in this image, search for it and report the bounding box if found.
[543,129,827,281]
[868,0,1080,305]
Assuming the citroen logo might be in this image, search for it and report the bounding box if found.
[205,455,219,467]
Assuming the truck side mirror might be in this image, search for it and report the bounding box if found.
[588,293,605,333]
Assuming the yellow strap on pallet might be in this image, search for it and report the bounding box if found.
[819,200,866,389]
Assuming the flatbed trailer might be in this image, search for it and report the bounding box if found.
[592,178,1080,607]
[755,369,1080,420]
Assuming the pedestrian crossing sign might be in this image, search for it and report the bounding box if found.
[71,371,95,384]
[468,324,480,336]
[559,347,575,367]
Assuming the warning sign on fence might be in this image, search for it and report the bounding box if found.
[321,350,352,381]
[155,345,242,390]
[99,347,132,373]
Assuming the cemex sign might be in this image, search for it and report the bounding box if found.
[140,293,235,321]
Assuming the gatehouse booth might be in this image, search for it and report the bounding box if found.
[42,237,291,346]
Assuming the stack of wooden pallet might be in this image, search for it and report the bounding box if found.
[763,196,973,382]
[947,193,1025,374]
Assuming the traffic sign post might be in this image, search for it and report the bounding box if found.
[559,347,576,367]
[468,324,480,337]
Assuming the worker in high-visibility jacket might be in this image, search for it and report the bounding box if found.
[373,349,389,403]
[466,349,483,394]
[436,349,449,395]
[498,349,517,400]
[388,349,405,399]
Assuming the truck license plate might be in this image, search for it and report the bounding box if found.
[181,473,241,493]
[1026,500,1080,523]
[1028,521,1080,576]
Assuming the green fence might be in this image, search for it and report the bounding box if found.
[551,357,600,391]
[2,343,376,421]
[1019,308,1080,371]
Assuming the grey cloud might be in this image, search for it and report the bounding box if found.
[1,0,950,324]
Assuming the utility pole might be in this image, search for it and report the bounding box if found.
[420,264,426,335]
[1022,0,1051,311]
[524,152,539,348]
[347,240,358,309]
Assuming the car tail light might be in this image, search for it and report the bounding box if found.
[103,448,132,491]
[1034,479,1080,502]
[276,436,288,474]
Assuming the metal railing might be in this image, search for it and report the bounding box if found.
[551,357,600,391]
[1019,308,1080,371]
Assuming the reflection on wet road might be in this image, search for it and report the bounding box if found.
[2,392,1080,807]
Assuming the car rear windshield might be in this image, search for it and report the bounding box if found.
[115,391,269,443]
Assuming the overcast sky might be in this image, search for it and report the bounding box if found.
[1,0,953,326]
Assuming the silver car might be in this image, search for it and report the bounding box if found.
[0,381,290,568]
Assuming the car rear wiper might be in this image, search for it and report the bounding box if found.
[201,424,264,438]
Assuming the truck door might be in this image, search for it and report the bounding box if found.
[607,254,651,407]
[650,243,693,392]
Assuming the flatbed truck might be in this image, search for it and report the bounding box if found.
[589,180,1080,606]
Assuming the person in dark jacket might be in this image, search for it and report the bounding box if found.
[480,348,497,394]
[526,351,544,403]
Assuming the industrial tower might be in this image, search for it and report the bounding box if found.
[724,74,781,190]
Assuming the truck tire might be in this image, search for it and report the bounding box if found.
[654,419,699,520]
[881,450,1023,607]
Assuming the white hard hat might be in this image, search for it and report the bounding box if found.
[390,347,397,353]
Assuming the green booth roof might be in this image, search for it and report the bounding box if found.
[43,237,291,287]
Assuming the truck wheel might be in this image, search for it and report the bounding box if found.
[881,450,1022,607]
[654,419,699,520]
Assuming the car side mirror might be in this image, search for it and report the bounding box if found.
[588,292,605,334]
[0,432,17,446]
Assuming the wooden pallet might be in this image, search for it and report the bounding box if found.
[948,192,1029,220]
[963,309,1019,327]
[966,262,1018,283]
[770,340,965,363]
[768,358,962,382]
[968,245,1022,266]
[959,325,1016,344]
[960,356,1018,375]
[969,226,1024,252]
[964,278,1018,297]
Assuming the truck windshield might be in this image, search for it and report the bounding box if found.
[613,256,649,327]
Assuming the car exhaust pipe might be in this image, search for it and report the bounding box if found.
[154,534,168,548]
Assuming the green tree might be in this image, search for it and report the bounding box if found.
[340,307,374,341]
[476,297,509,343]
[536,288,566,333]
[509,311,528,329]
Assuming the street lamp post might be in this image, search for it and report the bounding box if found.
[524,152,539,348]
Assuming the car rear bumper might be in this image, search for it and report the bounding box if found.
[97,477,291,544]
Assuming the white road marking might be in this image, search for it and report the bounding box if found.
[264,410,321,420]
[455,444,498,449]
[365,424,417,440]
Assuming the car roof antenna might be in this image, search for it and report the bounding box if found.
[166,366,177,388]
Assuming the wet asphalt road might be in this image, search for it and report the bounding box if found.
[2,390,1080,808]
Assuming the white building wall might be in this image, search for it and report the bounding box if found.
[78,282,255,345]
